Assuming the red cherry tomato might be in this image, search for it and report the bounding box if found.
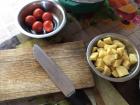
[32,21,43,33]
[33,8,44,19]
[43,20,53,32]
[25,15,36,26]
[42,12,53,21]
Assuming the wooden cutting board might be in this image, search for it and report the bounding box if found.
[0,41,95,101]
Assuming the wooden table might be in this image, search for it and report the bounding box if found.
[0,14,140,105]
[59,15,140,105]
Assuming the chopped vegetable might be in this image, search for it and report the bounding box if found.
[89,36,137,78]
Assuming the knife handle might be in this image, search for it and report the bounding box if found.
[68,92,86,105]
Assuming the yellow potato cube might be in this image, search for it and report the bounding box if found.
[107,48,113,55]
[122,50,129,60]
[97,48,104,52]
[107,49,117,55]
[103,55,116,66]
[113,59,122,67]
[112,49,117,54]
[116,66,129,77]
[97,40,105,48]
[112,70,119,78]
[104,65,111,71]
[96,67,104,72]
[103,37,112,44]
[113,40,125,48]
[117,47,125,56]
[110,66,116,71]
[123,60,131,69]
[114,53,119,59]
[98,49,107,58]
[102,65,111,76]
[92,47,98,52]
[90,52,98,61]
[103,55,111,66]
[95,58,105,68]
[129,53,137,64]
[104,44,117,50]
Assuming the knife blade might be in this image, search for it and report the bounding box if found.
[72,0,103,4]
[33,44,86,105]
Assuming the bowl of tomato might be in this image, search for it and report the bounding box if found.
[16,0,66,38]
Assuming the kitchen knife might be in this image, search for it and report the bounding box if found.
[72,0,103,4]
[33,44,86,105]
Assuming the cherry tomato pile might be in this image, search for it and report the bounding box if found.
[25,8,54,33]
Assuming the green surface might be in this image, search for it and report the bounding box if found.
[59,0,101,13]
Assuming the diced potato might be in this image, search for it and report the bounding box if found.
[123,60,131,69]
[98,49,107,58]
[122,50,129,60]
[97,48,104,52]
[104,44,117,50]
[103,55,116,66]
[110,66,116,71]
[90,52,98,61]
[129,53,137,64]
[113,40,125,48]
[96,67,104,72]
[117,47,125,56]
[102,65,111,76]
[112,70,119,78]
[113,59,122,67]
[116,66,129,77]
[95,58,105,68]
[104,65,111,71]
[114,53,119,59]
[97,40,105,48]
[92,47,98,52]
[103,55,111,66]
[103,37,112,44]
[112,49,117,54]
[107,48,113,55]
[107,49,118,55]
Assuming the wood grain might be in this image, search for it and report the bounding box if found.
[0,41,95,101]
[95,75,129,105]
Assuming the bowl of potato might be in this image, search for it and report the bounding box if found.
[86,33,140,82]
